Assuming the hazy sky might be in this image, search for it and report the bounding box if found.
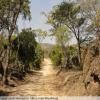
[18,0,76,44]
[18,0,63,31]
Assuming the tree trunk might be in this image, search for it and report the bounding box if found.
[77,28,82,69]
[56,43,67,76]
[2,48,9,85]
[78,41,82,68]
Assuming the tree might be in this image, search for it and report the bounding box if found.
[0,0,31,84]
[0,0,31,39]
[79,0,100,39]
[45,8,72,67]
[47,1,91,67]
[54,25,71,48]
[53,25,72,68]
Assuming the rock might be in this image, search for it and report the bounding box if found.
[65,40,100,96]
[83,40,100,95]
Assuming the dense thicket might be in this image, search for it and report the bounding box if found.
[0,0,31,84]
[50,45,79,69]
[50,45,62,66]
[0,29,43,83]
[12,29,43,72]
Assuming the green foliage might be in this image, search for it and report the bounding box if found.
[12,29,43,71]
[50,44,78,68]
[53,25,71,46]
[50,45,62,66]
[13,29,37,63]
[0,35,9,53]
[67,46,77,57]
[48,2,80,26]
[32,44,44,69]
[0,0,31,31]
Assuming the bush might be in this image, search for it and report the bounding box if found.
[0,35,8,51]
[50,45,79,69]
[12,29,43,72]
[32,44,44,70]
[50,45,62,66]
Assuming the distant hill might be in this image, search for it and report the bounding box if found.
[40,43,54,50]
[40,43,55,57]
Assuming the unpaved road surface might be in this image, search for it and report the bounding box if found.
[8,58,63,96]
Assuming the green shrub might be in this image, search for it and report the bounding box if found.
[12,29,43,72]
[0,35,8,51]
[50,45,62,66]
[50,45,78,68]
[32,44,44,69]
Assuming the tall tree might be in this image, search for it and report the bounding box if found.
[46,9,72,71]
[54,25,72,70]
[47,2,91,67]
[0,0,31,84]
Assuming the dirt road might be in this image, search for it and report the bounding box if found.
[8,58,63,96]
